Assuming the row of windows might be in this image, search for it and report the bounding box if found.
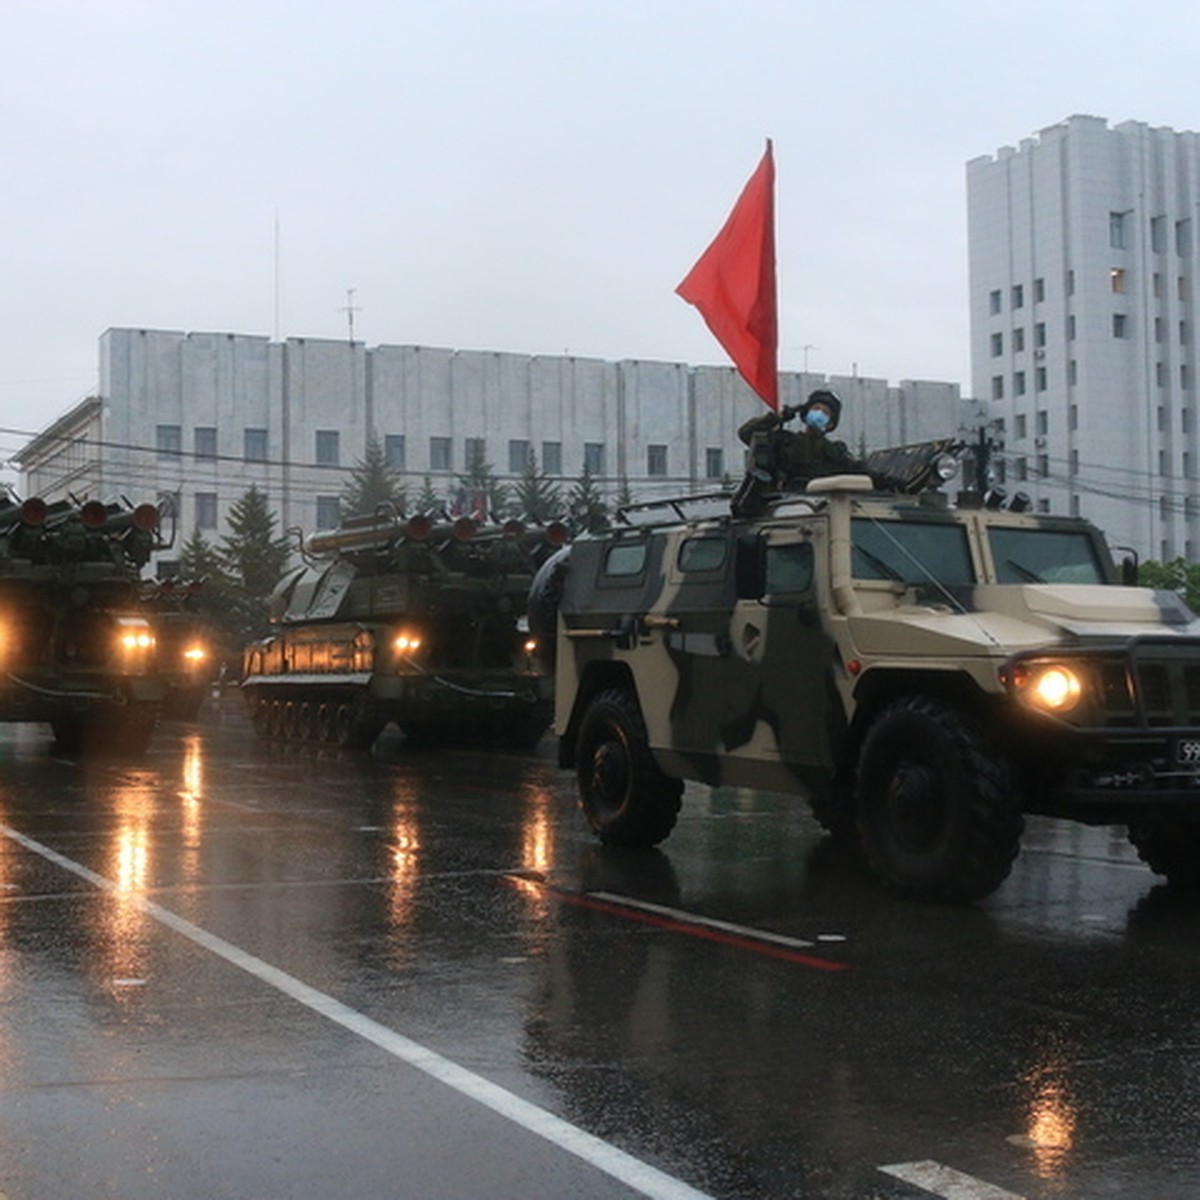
[989,278,1047,314]
[1114,211,1194,256]
[155,426,726,480]
[988,268,1193,325]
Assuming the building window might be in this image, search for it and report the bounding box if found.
[1111,268,1126,294]
[1011,284,1024,309]
[1069,450,1079,477]
[430,436,452,471]
[584,442,606,475]
[315,430,339,466]
[194,426,217,461]
[705,447,724,479]
[1180,276,1190,301]
[1177,220,1193,256]
[1013,327,1025,353]
[1110,211,1128,250]
[384,434,406,470]
[990,332,1004,357]
[1036,411,1048,436]
[1155,317,1165,343]
[989,289,1002,315]
[647,444,668,477]
[1034,277,1045,303]
[508,439,530,473]
[1034,322,1046,348]
[1015,457,1027,482]
[244,427,267,462]
[1067,314,1076,340]
[1037,454,1049,479]
[1067,269,1075,296]
[1068,360,1078,386]
[542,441,562,475]
[156,424,182,460]
[1152,216,1167,253]
[1154,272,1164,298]
[1157,406,1167,432]
[1157,362,1166,387]
[1014,414,1027,440]
[1036,367,1048,392]
[1183,408,1191,434]
[195,491,217,529]
[1069,404,1079,431]
[1112,314,1128,339]
[316,496,340,530]
[1181,321,1189,345]
[991,375,1004,400]
[464,437,486,469]
[1184,364,1191,390]
[1014,371,1026,397]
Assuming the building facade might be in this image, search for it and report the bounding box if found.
[968,114,1200,562]
[17,327,980,574]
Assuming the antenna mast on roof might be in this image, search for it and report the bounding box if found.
[339,288,361,345]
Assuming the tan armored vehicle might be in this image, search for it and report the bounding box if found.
[543,454,1200,903]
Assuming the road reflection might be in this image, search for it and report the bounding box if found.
[100,770,157,991]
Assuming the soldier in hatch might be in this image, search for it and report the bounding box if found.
[732,389,865,514]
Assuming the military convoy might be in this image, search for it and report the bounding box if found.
[545,448,1200,903]
[241,507,566,751]
[0,491,169,753]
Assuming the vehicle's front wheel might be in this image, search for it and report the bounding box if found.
[575,688,683,847]
[856,696,1022,903]
[1127,815,1200,888]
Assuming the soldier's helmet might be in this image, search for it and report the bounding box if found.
[800,389,842,432]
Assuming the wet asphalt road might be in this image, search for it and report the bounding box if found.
[2,699,1200,1199]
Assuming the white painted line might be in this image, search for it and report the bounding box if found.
[1,823,713,1200]
[587,891,818,949]
[879,1160,1026,1199]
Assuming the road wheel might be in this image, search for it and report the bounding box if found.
[856,696,1022,904]
[251,698,270,737]
[1128,816,1200,888]
[334,702,383,750]
[575,688,683,847]
[295,702,315,741]
[314,703,335,743]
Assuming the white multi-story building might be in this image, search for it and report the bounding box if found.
[968,113,1200,562]
[16,326,981,575]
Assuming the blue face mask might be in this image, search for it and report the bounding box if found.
[804,407,831,433]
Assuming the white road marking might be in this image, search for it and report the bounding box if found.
[879,1160,1026,1199]
[587,890,820,949]
[1,823,713,1200]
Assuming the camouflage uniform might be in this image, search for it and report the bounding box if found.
[737,410,865,489]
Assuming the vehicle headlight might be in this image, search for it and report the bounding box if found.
[183,644,208,666]
[1006,661,1085,713]
[393,631,423,655]
[116,617,156,659]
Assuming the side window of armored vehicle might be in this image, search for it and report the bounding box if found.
[764,542,815,599]
[851,518,975,588]
[989,526,1107,585]
[677,535,727,575]
[602,541,647,580]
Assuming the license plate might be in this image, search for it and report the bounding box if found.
[1176,738,1200,765]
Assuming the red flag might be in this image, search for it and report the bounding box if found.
[676,141,778,409]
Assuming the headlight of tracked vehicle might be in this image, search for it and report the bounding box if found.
[182,643,209,672]
[1003,660,1085,714]
[392,630,423,656]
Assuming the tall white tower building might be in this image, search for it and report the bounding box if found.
[968,114,1200,562]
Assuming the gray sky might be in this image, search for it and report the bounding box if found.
[3,0,1199,462]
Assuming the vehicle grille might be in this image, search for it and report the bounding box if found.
[1100,645,1200,728]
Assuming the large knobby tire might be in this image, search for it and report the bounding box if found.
[575,688,683,847]
[855,696,1023,904]
[1127,815,1200,888]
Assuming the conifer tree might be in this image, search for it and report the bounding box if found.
[456,442,509,518]
[219,485,292,636]
[568,464,609,533]
[341,432,406,517]
[510,449,562,524]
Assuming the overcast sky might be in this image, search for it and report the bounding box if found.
[3,0,1199,463]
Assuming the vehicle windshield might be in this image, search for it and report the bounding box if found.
[851,518,975,587]
[989,526,1108,584]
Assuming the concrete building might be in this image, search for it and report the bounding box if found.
[968,114,1200,562]
[16,327,981,575]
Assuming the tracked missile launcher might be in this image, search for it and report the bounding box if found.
[242,509,566,750]
[0,492,169,753]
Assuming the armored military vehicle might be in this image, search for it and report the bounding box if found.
[0,492,168,753]
[548,451,1200,903]
[242,508,566,750]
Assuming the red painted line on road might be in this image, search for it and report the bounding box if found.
[509,877,848,973]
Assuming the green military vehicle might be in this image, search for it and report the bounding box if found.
[0,492,169,754]
[243,508,566,750]
[544,452,1200,903]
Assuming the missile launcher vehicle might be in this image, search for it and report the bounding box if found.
[0,492,169,754]
[242,508,566,750]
